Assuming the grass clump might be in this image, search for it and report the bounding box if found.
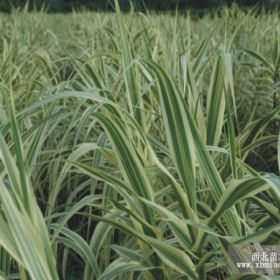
[0,2,279,279]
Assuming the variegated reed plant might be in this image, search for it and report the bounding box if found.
[0,1,279,279]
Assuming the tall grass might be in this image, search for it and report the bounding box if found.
[0,2,279,279]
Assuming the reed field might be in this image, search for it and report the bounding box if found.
[0,2,280,279]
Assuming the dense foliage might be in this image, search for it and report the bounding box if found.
[0,1,279,279]
[0,0,279,12]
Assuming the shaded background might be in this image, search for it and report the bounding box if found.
[0,0,279,12]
